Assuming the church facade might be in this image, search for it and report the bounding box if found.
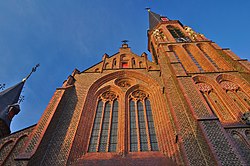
[0,10,250,165]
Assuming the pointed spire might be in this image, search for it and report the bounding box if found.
[147,9,169,30]
[0,81,24,110]
[0,81,24,138]
[0,64,39,137]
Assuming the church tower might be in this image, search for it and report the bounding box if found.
[147,10,250,165]
[0,10,249,165]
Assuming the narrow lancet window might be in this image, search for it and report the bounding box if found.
[99,102,111,152]
[145,99,159,151]
[129,100,138,152]
[129,90,159,152]
[138,101,148,151]
[88,100,103,152]
[109,100,118,152]
[88,91,118,153]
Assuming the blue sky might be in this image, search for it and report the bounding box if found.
[0,0,249,132]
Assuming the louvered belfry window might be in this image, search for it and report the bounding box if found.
[88,91,118,152]
[129,90,159,152]
[167,25,191,42]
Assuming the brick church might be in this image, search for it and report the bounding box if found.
[0,10,250,165]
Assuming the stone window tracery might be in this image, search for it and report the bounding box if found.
[129,90,159,152]
[88,91,118,152]
[117,81,131,88]
[220,81,250,113]
[88,88,159,153]
[196,82,234,122]
[114,78,133,90]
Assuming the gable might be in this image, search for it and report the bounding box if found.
[83,45,159,73]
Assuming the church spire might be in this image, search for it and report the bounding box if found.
[0,81,24,137]
[147,9,169,30]
[0,64,39,138]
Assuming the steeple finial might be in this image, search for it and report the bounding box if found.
[145,7,150,12]
[22,64,40,82]
[121,40,129,44]
[121,40,129,48]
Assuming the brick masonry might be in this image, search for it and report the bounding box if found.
[0,12,250,166]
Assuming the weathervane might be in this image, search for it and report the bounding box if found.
[22,64,40,82]
[121,40,129,44]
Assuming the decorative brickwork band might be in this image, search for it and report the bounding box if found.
[199,120,246,165]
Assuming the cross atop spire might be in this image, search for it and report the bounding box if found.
[22,64,40,82]
[121,40,129,44]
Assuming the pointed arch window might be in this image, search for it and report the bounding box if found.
[129,90,159,152]
[167,25,191,42]
[88,91,118,152]
[196,82,235,122]
[220,81,250,113]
